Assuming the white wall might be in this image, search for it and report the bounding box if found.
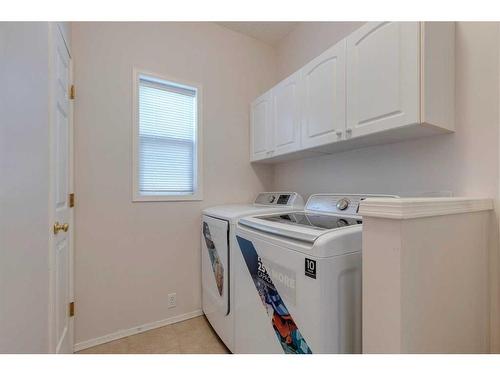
[72,22,276,345]
[0,22,50,353]
[273,22,499,200]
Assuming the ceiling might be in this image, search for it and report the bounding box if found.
[217,22,299,46]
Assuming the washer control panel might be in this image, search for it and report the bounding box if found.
[306,194,398,217]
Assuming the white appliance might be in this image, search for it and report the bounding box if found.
[234,193,397,354]
[201,192,304,352]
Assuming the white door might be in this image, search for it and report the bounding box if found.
[50,24,74,354]
[272,71,301,156]
[301,40,346,149]
[250,90,273,161]
[346,22,419,138]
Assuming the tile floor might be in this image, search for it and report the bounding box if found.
[77,315,230,354]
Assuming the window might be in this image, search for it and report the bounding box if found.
[133,70,202,201]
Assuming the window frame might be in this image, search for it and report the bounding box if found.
[132,68,203,202]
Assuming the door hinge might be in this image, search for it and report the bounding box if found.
[69,302,75,317]
[69,84,75,100]
[69,193,75,208]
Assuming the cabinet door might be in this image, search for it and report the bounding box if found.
[272,71,301,156]
[250,90,273,161]
[346,22,419,138]
[301,40,346,149]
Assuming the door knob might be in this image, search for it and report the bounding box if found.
[53,221,69,235]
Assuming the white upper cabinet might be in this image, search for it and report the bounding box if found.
[250,90,273,161]
[301,40,346,149]
[346,22,419,138]
[250,22,455,163]
[272,71,301,156]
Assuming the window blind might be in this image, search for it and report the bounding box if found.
[138,76,197,195]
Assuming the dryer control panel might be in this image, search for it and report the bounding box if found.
[254,192,304,208]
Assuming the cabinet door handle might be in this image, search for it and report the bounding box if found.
[336,130,343,136]
[346,128,353,134]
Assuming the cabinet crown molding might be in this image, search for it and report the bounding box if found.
[359,197,493,219]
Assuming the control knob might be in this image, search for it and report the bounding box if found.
[336,198,350,211]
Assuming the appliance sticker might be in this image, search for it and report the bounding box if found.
[305,258,317,279]
[259,257,296,305]
[236,235,312,354]
[202,222,224,296]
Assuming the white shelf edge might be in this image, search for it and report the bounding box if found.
[359,197,494,219]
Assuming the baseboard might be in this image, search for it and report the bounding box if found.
[73,309,203,352]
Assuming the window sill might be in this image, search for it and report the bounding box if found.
[132,193,203,202]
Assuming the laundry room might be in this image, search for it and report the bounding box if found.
[2,1,500,373]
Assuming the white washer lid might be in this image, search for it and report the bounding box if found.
[236,219,363,258]
[239,214,325,243]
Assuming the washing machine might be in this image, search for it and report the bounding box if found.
[201,192,304,352]
[234,193,397,354]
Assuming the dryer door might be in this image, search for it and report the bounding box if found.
[202,215,229,317]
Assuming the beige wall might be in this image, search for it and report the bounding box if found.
[273,22,499,199]
[72,22,276,345]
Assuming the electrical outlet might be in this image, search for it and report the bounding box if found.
[168,293,176,309]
